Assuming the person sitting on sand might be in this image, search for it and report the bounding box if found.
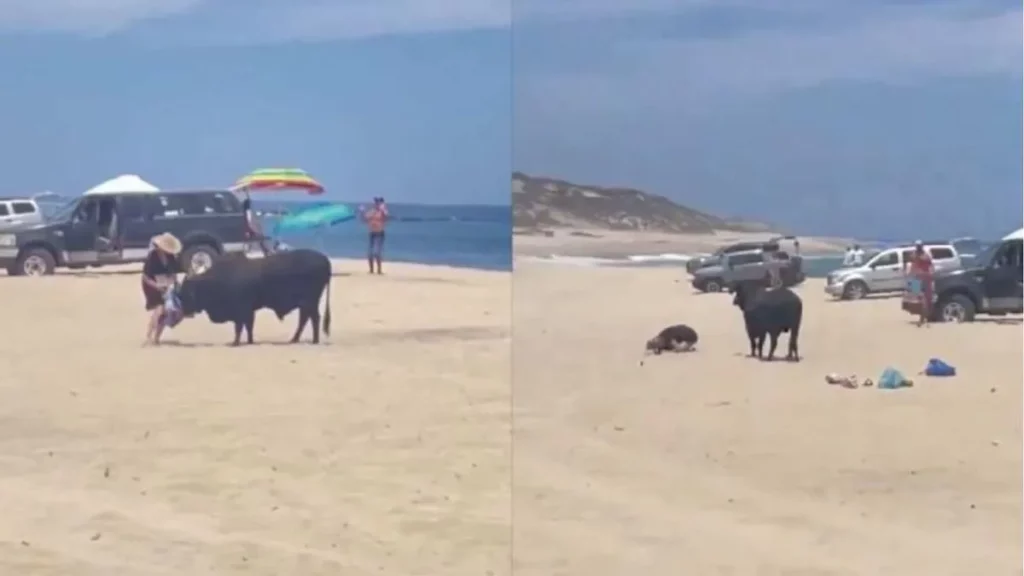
[142,233,182,345]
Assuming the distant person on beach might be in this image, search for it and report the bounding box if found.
[905,240,934,326]
[851,244,865,265]
[843,245,865,266]
[142,233,182,345]
[761,243,783,288]
[241,198,270,256]
[360,197,389,274]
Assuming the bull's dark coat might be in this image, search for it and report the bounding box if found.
[178,249,332,345]
[731,281,801,361]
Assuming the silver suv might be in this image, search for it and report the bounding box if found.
[825,242,962,300]
[691,248,805,293]
[0,198,43,230]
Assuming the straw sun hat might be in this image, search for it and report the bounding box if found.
[151,232,183,255]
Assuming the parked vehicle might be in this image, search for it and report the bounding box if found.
[691,247,805,293]
[0,197,45,230]
[950,237,983,267]
[824,241,962,300]
[0,189,249,276]
[902,229,1023,322]
[685,236,798,274]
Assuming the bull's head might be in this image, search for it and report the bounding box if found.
[730,281,757,311]
[176,277,205,317]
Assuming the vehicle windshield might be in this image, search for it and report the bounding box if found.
[971,242,1000,267]
[952,238,982,256]
[46,199,80,222]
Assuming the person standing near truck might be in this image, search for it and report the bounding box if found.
[905,240,934,326]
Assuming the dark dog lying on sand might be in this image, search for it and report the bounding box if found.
[645,324,699,355]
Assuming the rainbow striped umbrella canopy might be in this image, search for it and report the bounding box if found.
[232,168,324,195]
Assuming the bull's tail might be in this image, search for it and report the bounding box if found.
[322,276,332,336]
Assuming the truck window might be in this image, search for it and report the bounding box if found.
[0,204,9,216]
[729,253,763,266]
[928,247,955,260]
[155,194,197,216]
[120,195,156,221]
[11,202,36,215]
[872,251,899,267]
[994,241,1023,269]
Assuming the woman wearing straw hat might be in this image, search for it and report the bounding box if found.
[142,232,182,344]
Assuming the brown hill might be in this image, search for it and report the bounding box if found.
[512,172,772,234]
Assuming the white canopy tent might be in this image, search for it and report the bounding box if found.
[1002,228,1023,241]
[83,174,159,196]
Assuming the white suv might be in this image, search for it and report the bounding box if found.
[825,243,962,300]
[0,198,44,230]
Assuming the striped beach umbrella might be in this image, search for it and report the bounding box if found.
[232,168,324,195]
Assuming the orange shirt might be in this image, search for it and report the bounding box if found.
[364,206,388,233]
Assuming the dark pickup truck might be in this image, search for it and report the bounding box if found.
[902,234,1023,322]
[0,190,250,276]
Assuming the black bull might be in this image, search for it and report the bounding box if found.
[730,281,802,361]
[177,249,332,345]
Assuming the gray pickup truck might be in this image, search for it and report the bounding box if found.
[691,248,805,293]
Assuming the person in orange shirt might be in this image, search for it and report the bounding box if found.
[360,197,389,274]
[904,240,934,326]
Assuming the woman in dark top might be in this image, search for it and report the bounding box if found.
[142,233,182,345]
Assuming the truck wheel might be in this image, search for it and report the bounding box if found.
[842,280,868,300]
[939,294,976,323]
[15,248,56,276]
[704,279,723,293]
[181,244,218,276]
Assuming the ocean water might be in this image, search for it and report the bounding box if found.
[37,198,512,271]
[258,201,511,271]
[519,252,851,278]
[521,238,995,279]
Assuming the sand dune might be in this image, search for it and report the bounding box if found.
[512,261,1021,575]
[0,260,510,576]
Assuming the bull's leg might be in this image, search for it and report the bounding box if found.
[787,327,800,361]
[755,334,766,358]
[766,331,779,361]
[748,335,757,357]
[244,313,255,345]
[290,309,310,343]
[231,321,244,346]
[309,304,321,344]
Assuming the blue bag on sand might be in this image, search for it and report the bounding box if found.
[925,358,956,377]
[878,367,907,390]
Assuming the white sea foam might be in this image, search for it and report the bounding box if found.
[625,253,693,263]
[516,254,622,267]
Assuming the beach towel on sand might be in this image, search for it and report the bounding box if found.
[879,367,911,389]
[925,358,956,377]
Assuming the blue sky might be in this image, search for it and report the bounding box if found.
[0,1,1019,237]
[515,0,1022,239]
[0,0,511,205]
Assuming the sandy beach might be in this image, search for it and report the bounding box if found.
[514,229,853,259]
[512,261,1021,575]
[0,260,510,576]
